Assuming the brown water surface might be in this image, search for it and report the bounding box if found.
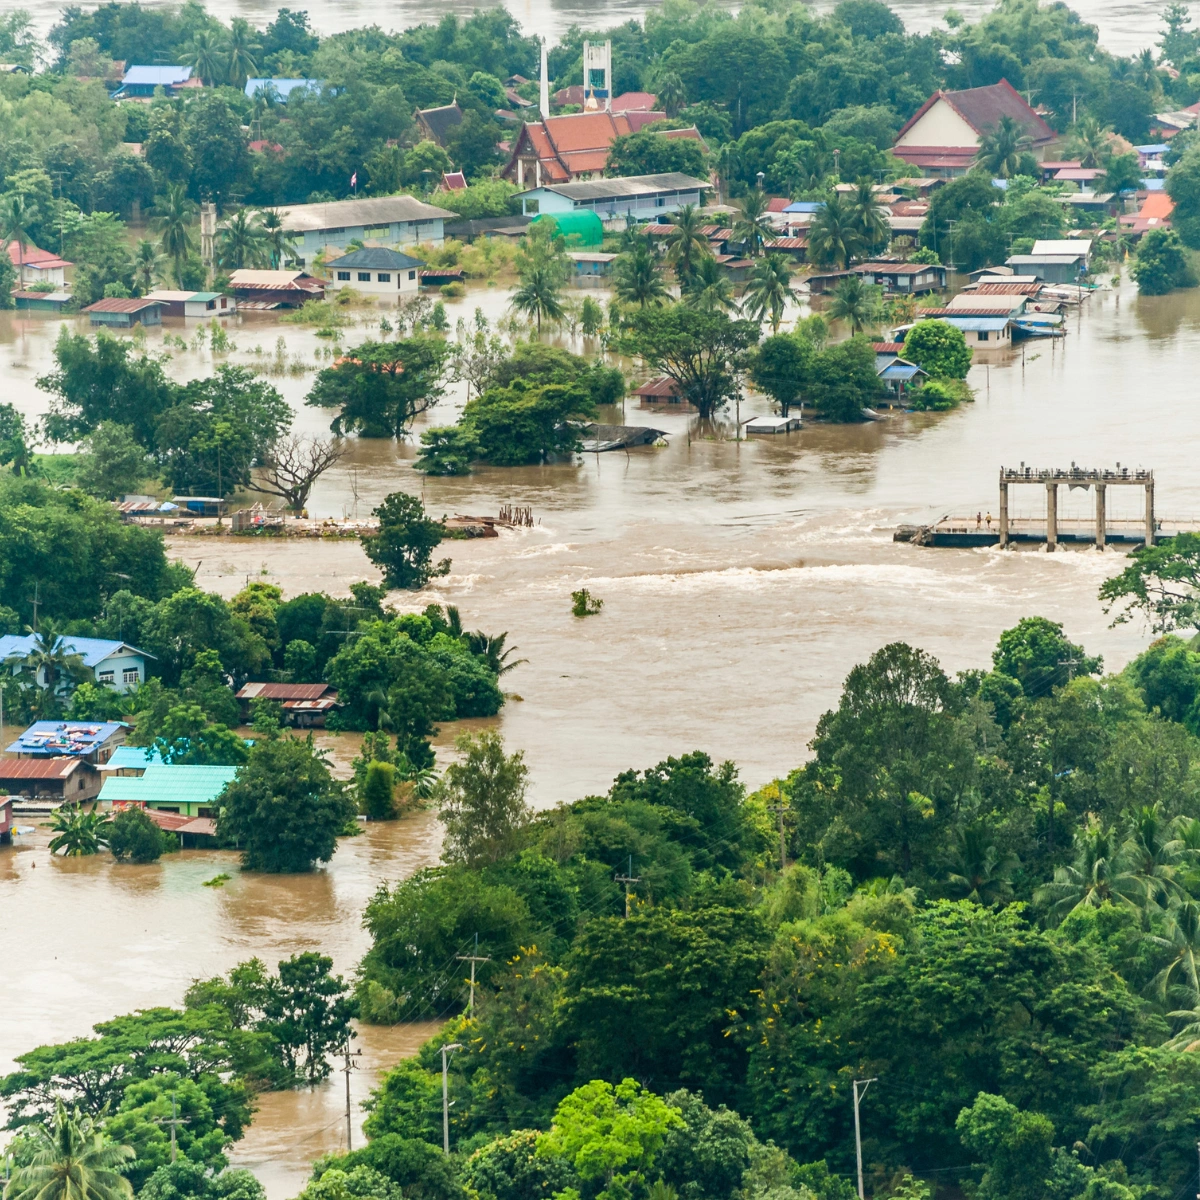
[1,276,1196,1193]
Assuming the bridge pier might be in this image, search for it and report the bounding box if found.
[1095,483,1106,549]
[1146,478,1155,546]
[1046,482,1058,552]
[998,477,1009,548]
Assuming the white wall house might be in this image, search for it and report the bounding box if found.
[0,635,153,694]
[326,248,423,298]
[279,195,456,264]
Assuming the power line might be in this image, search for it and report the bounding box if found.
[614,855,642,919]
[340,1041,362,1152]
[852,1077,877,1200]
[456,933,491,1017]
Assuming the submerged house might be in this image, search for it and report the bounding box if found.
[235,681,340,727]
[6,721,127,765]
[0,757,102,804]
[277,195,456,263]
[98,763,238,818]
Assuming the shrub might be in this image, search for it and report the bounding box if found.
[108,807,174,863]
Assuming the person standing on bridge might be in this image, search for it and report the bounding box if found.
[986,512,993,530]
[976,511,982,529]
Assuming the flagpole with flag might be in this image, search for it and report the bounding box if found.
[351,170,357,195]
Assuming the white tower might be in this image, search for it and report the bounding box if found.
[582,40,612,111]
[540,39,550,119]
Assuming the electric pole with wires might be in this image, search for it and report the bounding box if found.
[853,1078,877,1200]
[457,933,491,1017]
[614,855,641,918]
[767,801,788,871]
[341,1041,362,1151]
[154,1091,190,1163]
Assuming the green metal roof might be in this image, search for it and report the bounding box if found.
[99,764,238,805]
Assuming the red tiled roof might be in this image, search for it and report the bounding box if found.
[611,92,658,112]
[872,342,905,354]
[1042,160,1083,169]
[0,758,85,780]
[766,197,791,212]
[892,147,979,169]
[441,171,468,190]
[6,243,73,269]
[896,80,1054,145]
[83,297,161,313]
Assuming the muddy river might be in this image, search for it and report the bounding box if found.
[1,275,1194,1192]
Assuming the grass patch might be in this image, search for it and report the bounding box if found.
[202,873,231,887]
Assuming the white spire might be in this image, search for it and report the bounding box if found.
[539,39,549,120]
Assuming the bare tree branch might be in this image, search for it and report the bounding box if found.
[248,435,346,514]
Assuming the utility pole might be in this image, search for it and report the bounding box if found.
[441,1043,463,1154]
[154,1092,190,1163]
[614,855,641,918]
[1058,656,1081,684]
[341,1041,362,1151]
[27,581,40,632]
[852,1078,877,1200]
[767,802,788,871]
[457,933,491,1017]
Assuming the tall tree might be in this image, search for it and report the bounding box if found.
[975,115,1031,178]
[0,193,39,276]
[808,194,865,268]
[225,18,259,90]
[216,209,268,271]
[362,491,450,590]
[741,254,797,333]
[186,29,225,88]
[5,1101,134,1200]
[613,242,669,308]
[663,204,712,284]
[150,185,196,287]
[732,189,775,257]
[437,731,531,868]
[826,275,882,334]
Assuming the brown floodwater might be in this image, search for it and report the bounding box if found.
[17,0,1159,56]
[1,274,1196,1192]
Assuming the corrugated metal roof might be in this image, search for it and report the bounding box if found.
[278,195,455,233]
[228,270,324,291]
[237,682,333,700]
[327,248,424,269]
[517,172,709,202]
[100,746,162,771]
[633,377,681,397]
[98,764,238,805]
[6,721,126,757]
[0,634,152,669]
[122,65,192,85]
[83,298,162,313]
[0,758,84,780]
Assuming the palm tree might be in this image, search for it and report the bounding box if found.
[5,620,88,698]
[1068,115,1112,169]
[945,825,1019,906]
[258,209,295,269]
[132,239,162,295]
[732,189,776,257]
[186,29,226,87]
[216,208,268,271]
[713,142,741,204]
[613,241,668,308]
[807,194,865,269]
[150,184,196,286]
[465,630,527,676]
[1,193,40,281]
[663,204,712,284]
[47,805,111,857]
[1150,898,1200,1009]
[225,17,259,90]
[1034,819,1145,924]
[510,260,567,333]
[741,254,797,333]
[655,71,686,118]
[1135,47,1163,96]
[5,1101,133,1200]
[681,256,736,312]
[975,115,1032,178]
[850,179,890,256]
[825,275,882,334]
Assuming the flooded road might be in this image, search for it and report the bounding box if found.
[2,275,1196,1193]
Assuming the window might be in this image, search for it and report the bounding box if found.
[524,198,539,214]
[123,668,140,684]
[377,272,391,282]
[978,330,989,341]
[198,807,214,818]
[655,196,665,207]
[98,670,115,684]
[337,271,350,281]
[408,270,416,280]
[366,226,389,238]
[358,272,371,281]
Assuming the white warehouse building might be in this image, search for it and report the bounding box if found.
[515,172,712,225]
[279,195,457,264]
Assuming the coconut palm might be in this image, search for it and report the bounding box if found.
[1068,115,1113,169]
[1121,805,1187,907]
[1,193,39,278]
[132,239,163,295]
[807,194,865,269]
[613,241,668,308]
[825,274,882,334]
[975,114,1032,178]
[5,1100,133,1200]
[5,620,88,698]
[225,17,259,90]
[1034,819,1145,924]
[216,208,269,270]
[741,254,797,333]
[510,259,567,333]
[1135,47,1163,95]
[732,188,776,257]
[186,29,226,87]
[1150,898,1200,1008]
[258,208,295,269]
[681,256,736,312]
[47,805,111,857]
[150,184,196,286]
[945,824,1019,906]
[655,71,686,117]
[465,630,527,676]
[663,203,712,284]
[713,142,741,202]
[849,179,890,256]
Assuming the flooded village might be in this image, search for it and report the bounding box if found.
[6,3,1200,1200]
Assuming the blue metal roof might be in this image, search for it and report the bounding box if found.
[121,65,192,86]
[936,315,1011,332]
[245,77,322,100]
[6,721,126,757]
[1136,144,1170,154]
[105,745,163,771]
[1142,178,1165,191]
[0,634,152,669]
[783,201,823,213]
[880,363,925,381]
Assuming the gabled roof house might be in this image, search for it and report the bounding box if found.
[893,80,1058,177]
